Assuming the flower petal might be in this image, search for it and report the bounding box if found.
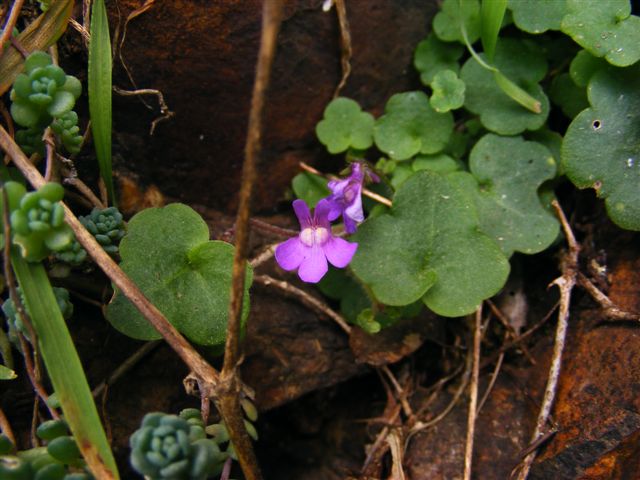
[326,197,343,221]
[324,237,358,268]
[292,199,312,228]
[314,198,333,229]
[298,244,328,283]
[275,237,306,271]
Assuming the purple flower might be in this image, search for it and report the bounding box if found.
[275,199,358,283]
[327,162,378,234]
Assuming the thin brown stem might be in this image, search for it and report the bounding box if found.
[477,352,504,415]
[577,272,639,321]
[0,123,223,406]
[516,200,579,480]
[0,0,24,53]
[464,307,482,480]
[92,341,161,398]
[218,2,283,479]
[333,0,351,97]
[64,177,106,209]
[254,274,351,334]
[0,405,16,448]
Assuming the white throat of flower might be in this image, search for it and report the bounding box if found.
[300,227,329,247]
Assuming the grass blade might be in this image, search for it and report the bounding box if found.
[0,363,16,380]
[493,70,542,113]
[88,0,115,205]
[0,0,73,95]
[480,0,507,61]
[11,253,119,479]
[459,1,541,114]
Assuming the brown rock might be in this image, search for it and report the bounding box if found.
[109,0,436,212]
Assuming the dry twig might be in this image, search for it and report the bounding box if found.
[333,0,352,97]
[515,200,579,480]
[464,307,482,480]
[577,272,639,321]
[254,274,351,334]
[218,2,283,479]
[0,0,25,53]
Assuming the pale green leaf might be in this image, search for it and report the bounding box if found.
[569,49,608,87]
[461,38,549,134]
[509,0,569,33]
[0,364,16,380]
[481,0,507,60]
[433,0,481,44]
[561,64,640,230]
[291,172,330,208]
[316,97,374,154]
[12,255,119,477]
[351,171,510,317]
[414,34,464,86]
[88,0,115,204]
[467,134,559,256]
[561,0,640,67]
[430,70,466,113]
[106,204,252,345]
[549,73,589,118]
[374,91,453,160]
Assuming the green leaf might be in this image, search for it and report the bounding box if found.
[291,172,330,208]
[508,0,569,34]
[413,34,464,86]
[374,91,453,160]
[561,0,640,67]
[461,38,549,134]
[315,97,374,154]
[480,0,507,61]
[412,153,461,174]
[11,255,119,478]
[569,49,608,87]
[47,90,75,117]
[561,64,640,231]
[0,0,73,96]
[467,134,559,256]
[0,364,16,380]
[10,100,43,128]
[106,203,252,346]
[549,73,589,118]
[88,0,115,204]
[351,171,510,317]
[429,70,465,113]
[433,0,481,44]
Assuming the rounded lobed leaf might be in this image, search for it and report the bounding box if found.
[549,73,588,118]
[429,69,465,113]
[433,0,481,44]
[291,172,330,208]
[351,170,510,317]
[508,0,569,34]
[570,50,608,87]
[561,0,640,67]
[467,134,559,256]
[413,34,463,86]
[461,38,549,135]
[315,97,374,154]
[106,203,252,346]
[374,91,453,160]
[561,64,640,231]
